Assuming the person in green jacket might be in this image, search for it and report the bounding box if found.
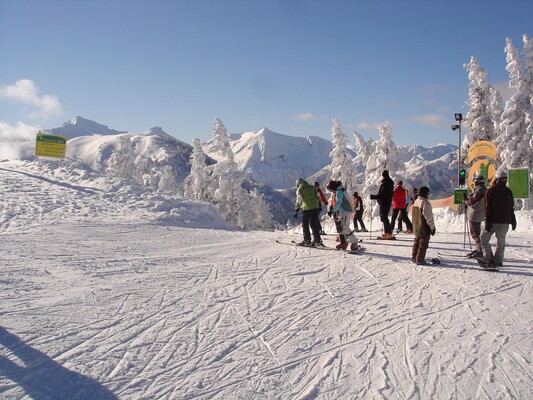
[294,178,323,247]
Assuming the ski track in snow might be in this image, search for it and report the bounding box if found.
[1,160,532,399]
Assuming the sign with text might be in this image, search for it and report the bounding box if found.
[35,133,67,158]
[467,140,497,163]
[454,188,468,205]
[508,168,530,199]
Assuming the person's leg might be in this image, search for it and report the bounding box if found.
[493,223,509,265]
[412,236,420,262]
[416,235,430,264]
[402,209,413,231]
[301,210,312,243]
[480,226,494,263]
[357,211,367,231]
[390,209,399,232]
[310,209,322,243]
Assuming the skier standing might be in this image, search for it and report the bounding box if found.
[478,171,516,268]
[314,182,328,235]
[327,180,359,251]
[464,174,487,258]
[390,180,413,234]
[352,191,368,232]
[411,186,436,265]
[370,170,395,239]
[293,178,323,247]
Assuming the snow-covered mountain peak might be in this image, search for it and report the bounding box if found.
[47,116,126,139]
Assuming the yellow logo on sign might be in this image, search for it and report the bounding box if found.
[467,140,496,163]
[35,132,67,159]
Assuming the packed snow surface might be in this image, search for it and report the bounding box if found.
[1,160,532,399]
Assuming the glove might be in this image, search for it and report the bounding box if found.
[431,228,436,236]
[293,208,300,219]
[512,223,516,231]
[327,211,333,217]
[485,222,492,232]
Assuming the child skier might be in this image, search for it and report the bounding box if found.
[411,186,436,265]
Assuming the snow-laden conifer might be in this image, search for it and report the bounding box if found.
[362,122,403,218]
[329,118,356,192]
[498,37,531,176]
[352,130,370,167]
[209,118,274,230]
[463,57,496,145]
[183,138,211,201]
[108,136,137,181]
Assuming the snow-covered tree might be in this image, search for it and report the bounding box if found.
[208,118,274,230]
[183,138,211,201]
[352,130,370,167]
[498,37,532,176]
[108,136,137,180]
[490,87,504,148]
[362,122,403,218]
[210,117,234,162]
[463,56,497,144]
[329,118,357,192]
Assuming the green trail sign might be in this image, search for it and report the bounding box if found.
[508,168,530,199]
[454,188,468,204]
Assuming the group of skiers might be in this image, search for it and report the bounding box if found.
[294,168,517,268]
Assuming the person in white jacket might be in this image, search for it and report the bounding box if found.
[411,186,436,265]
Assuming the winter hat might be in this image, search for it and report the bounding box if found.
[418,186,430,198]
[314,181,320,187]
[326,180,338,191]
[496,171,508,180]
[397,180,403,186]
[382,170,390,178]
[353,192,358,197]
[295,178,305,186]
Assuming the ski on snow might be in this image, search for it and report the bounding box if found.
[436,252,499,272]
[275,240,363,255]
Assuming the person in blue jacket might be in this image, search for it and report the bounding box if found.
[327,180,359,251]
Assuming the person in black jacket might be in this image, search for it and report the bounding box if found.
[370,170,395,239]
[478,171,516,268]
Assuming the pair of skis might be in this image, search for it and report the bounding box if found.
[436,252,499,272]
[275,240,363,255]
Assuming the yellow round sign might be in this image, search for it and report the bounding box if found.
[468,158,497,190]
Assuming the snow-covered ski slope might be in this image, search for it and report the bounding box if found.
[1,160,532,399]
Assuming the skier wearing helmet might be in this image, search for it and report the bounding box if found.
[478,171,516,268]
[464,174,487,259]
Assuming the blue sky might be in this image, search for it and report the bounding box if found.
[1,0,532,147]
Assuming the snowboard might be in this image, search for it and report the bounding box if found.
[276,240,363,255]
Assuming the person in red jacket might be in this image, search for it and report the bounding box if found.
[314,182,328,235]
[390,180,413,234]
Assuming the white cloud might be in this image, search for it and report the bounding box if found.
[293,112,314,121]
[0,120,40,159]
[355,121,383,131]
[0,79,63,119]
[411,114,446,128]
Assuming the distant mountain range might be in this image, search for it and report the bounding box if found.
[43,116,458,223]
